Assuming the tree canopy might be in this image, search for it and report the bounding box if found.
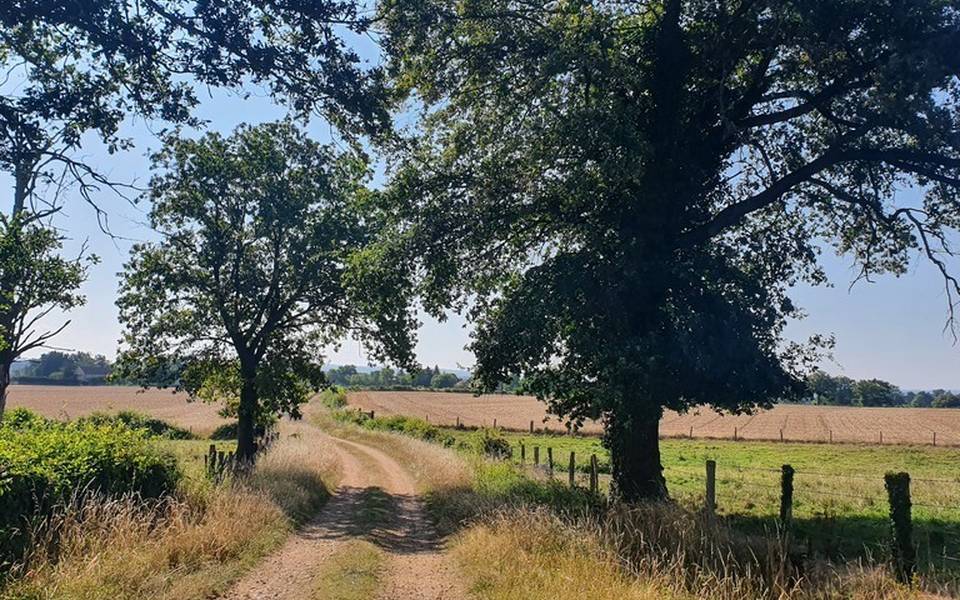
[0,217,91,410]
[380,0,960,499]
[116,122,416,459]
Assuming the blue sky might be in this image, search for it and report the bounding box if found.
[4,34,959,390]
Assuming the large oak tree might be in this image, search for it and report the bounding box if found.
[116,122,416,460]
[381,0,960,500]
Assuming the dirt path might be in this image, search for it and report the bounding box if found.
[221,431,466,600]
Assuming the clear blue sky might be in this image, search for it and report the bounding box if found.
[4,35,959,390]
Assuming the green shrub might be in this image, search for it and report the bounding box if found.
[0,407,52,430]
[318,386,348,409]
[76,410,195,440]
[0,419,180,564]
[467,428,513,459]
[210,421,238,440]
[329,407,453,446]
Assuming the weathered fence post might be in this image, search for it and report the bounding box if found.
[520,442,525,465]
[547,447,554,476]
[590,454,599,495]
[493,418,497,429]
[369,410,375,419]
[534,446,540,467]
[779,464,794,531]
[569,451,576,487]
[733,427,738,441]
[780,429,784,442]
[879,430,883,444]
[884,472,916,583]
[829,429,833,443]
[689,426,694,439]
[933,431,936,446]
[705,460,717,517]
[456,416,461,429]
[530,420,534,434]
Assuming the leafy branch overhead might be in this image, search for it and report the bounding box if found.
[0,0,390,229]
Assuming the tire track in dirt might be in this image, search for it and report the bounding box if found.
[220,431,466,600]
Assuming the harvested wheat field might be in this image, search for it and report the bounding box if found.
[7,384,229,436]
[347,390,960,446]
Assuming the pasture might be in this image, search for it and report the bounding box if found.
[348,390,960,445]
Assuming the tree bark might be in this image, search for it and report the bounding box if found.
[236,368,258,462]
[607,404,668,502]
[0,360,10,420]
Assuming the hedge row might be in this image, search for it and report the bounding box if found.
[0,409,181,564]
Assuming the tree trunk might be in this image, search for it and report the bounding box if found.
[236,370,258,462]
[607,405,668,502]
[0,360,10,420]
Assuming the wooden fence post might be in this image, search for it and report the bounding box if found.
[547,447,554,476]
[569,451,576,487]
[779,464,794,530]
[933,431,937,446]
[590,454,598,495]
[493,418,497,429]
[369,410,375,419]
[733,427,738,441]
[456,415,460,429]
[880,430,883,444]
[885,472,916,583]
[779,429,784,442]
[829,429,833,444]
[705,460,717,517]
[689,426,694,439]
[520,442,525,465]
[534,446,540,467]
[530,420,534,434]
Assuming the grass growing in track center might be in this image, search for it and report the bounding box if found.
[310,540,385,600]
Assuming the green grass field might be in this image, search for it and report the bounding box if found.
[444,427,960,567]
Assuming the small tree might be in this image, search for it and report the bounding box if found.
[116,122,415,460]
[854,379,902,407]
[0,217,91,412]
[430,372,460,389]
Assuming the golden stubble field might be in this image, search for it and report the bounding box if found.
[7,384,229,437]
[347,390,960,446]
[10,385,960,446]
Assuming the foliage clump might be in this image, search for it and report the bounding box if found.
[0,410,180,564]
[466,428,513,460]
[76,410,195,440]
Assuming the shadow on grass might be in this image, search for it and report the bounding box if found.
[724,512,960,571]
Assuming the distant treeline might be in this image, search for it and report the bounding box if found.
[12,351,113,385]
[804,372,959,408]
[324,364,466,390]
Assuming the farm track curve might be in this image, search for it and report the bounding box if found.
[220,429,465,600]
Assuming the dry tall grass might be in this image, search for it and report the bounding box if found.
[1,420,339,600]
[455,508,684,600]
[599,502,939,600]
[456,506,939,600]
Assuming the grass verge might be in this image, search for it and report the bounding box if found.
[1,420,338,600]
